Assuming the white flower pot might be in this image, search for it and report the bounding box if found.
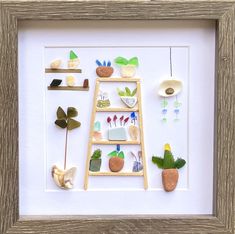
[120,64,136,78]
[121,96,137,108]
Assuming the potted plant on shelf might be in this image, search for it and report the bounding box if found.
[51,106,81,189]
[152,143,186,192]
[117,87,137,108]
[96,60,114,77]
[108,145,125,172]
[89,149,102,172]
[114,56,139,78]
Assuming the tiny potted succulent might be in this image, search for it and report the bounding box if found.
[97,90,111,108]
[152,144,186,192]
[129,112,138,140]
[130,151,143,172]
[51,106,81,189]
[108,145,125,172]
[96,60,114,77]
[114,56,139,78]
[117,87,137,108]
[89,149,102,172]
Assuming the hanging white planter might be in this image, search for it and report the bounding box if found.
[158,78,183,97]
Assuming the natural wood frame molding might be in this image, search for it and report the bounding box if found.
[0,0,234,233]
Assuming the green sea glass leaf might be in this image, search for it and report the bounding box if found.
[131,88,137,96]
[152,156,164,169]
[118,151,125,159]
[91,149,102,159]
[67,118,81,130]
[163,150,175,169]
[67,107,78,118]
[117,88,125,96]
[55,119,67,128]
[108,150,118,157]
[174,158,186,169]
[125,87,131,96]
[70,50,78,60]
[128,57,139,66]
[115,57,128,66]
[56,107,67,120]
[161,99,168,108]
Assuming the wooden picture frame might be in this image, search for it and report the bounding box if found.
[0,0,234,233]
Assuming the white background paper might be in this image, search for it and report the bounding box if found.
[19,20,215,215]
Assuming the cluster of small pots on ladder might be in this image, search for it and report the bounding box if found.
[152,144,186,192]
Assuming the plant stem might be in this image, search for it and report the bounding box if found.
[64,127,69,170]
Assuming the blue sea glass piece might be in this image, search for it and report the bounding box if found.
[107,61,111,67]
[133,161,143,172]
[116,144,120,152]
[103,61,106,66]
[162,108,167,115]
[96,60,102,66]
[174,109,180,114]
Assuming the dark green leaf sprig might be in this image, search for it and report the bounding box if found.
[55,106,81,130]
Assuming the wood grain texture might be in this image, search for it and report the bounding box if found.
[0,0,234,233]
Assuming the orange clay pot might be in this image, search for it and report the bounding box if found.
[162,168,179,192]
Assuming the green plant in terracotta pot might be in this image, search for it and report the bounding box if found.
[114,56,139,78]
[108,144,125,172]
[152,144,186,192]
[89,149,102,172]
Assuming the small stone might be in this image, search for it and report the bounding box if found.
[66,75,75,86]
[121,97,137,108]
[165,87,175,95]
[129,125,138,140]
[83,79,89,88]
[50,59,62,69]
[162,168,179,192]
[96,66,114,77]
[108,127,127,141]
[50,79,62,87]
[109,157,124,172]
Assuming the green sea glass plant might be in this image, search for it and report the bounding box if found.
[117,87,137,97]
[114,57,139,67]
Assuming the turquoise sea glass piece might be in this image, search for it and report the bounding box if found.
[94,121,101,131]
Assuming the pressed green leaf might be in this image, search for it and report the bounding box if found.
[91,149,102,159]
[67,118,81,130]
[152,156,164,169]
[163,150,175,169]
[55,119,67,128]
[174,158,186,169]
[128,57,139,66]
[114,57,128,66]
[108,150,118,157]
[117,88,125,96]
[125,87,131,96]
[67,107,78,118]
[118,151,125,159]
[56,106,67,120]
[131,88,137,96]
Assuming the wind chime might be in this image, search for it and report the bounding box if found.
[158,47,183,122]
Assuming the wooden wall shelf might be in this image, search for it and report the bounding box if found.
[92,140,140,145]
[96,107,139,112]
[47,86,89,91]
[89,171,144,176]
[45,68,82,73]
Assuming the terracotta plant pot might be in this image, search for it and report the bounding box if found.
[96,66,114,77]
[162,168,179,192]
[120,64,136,78]
[109,157,124,172]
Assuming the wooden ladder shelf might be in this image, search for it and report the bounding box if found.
[84,77,148,190]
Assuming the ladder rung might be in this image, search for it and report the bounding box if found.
[97,78,140,82]
[89,171,144,176]
[92,140,140,145]
[96,107,139,112]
